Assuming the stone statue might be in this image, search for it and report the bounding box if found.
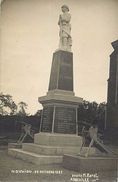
[58,5,72,51]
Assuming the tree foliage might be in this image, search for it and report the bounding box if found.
[0,93,29,116]
[17,101,28,116]
[0,93,17,115]
[78,100,106,129]
[34,109,42,117]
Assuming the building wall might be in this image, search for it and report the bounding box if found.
[107,40,118,128]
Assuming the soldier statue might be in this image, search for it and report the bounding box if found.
[58,5,72,51]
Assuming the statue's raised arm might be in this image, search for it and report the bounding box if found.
[58,5,72,51]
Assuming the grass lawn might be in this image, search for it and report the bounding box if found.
[0,147,117,182]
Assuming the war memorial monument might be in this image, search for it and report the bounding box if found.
[8,5,86,164]
[8,5,118,178]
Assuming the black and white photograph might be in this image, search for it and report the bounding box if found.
[0,0,118,181]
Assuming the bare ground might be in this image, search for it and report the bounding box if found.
[0,147,117,182]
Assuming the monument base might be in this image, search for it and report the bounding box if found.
[38,50,83,134]
[63,155,118,181]
[39,89,83,134]
[8,143,22,149]
[8,133,96,165]
[8,149,63,165]
[63,154,118,172]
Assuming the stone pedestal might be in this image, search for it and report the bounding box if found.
[48,50,73,91]
[39,50,83,134]
[39,90,82,134]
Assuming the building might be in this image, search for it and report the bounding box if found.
[106,40,118,141]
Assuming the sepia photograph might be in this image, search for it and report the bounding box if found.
[0,0,118,181]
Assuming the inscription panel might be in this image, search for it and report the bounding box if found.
[41,106,54,132]
[48,50,73,91]
[54,107,76,134]
[58,55,73,91]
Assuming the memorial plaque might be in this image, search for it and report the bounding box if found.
[58,58,73,91]
[54,106,76,134]
[41,106,54,132]
[48,50,73,91]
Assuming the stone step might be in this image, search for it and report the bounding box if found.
[8,148,63,165]
[34,133,82,146]
[8,143,22,149]
[22,143,96,156]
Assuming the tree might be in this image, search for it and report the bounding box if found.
[78,100,106,130]
[34,109,42,117]
[17,102,28,116]
[0,93,17,115]
[96,102,106,129]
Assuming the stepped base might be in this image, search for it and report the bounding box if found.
[34,133,82,146]
[22,143,96,156]
[8,149,63,165]
[8,144,96,165]
[8,143,22,149]
[8,133,96,165]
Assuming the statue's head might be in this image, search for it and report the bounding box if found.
[61,5,69,12]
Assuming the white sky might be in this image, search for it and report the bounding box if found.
[0,0,118,114]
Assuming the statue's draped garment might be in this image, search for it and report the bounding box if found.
[58,12,72,51]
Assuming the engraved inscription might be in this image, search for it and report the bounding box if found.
[41,106,54,132]
[54,107,76,134]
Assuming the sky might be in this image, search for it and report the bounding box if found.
[0,0,118,114]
